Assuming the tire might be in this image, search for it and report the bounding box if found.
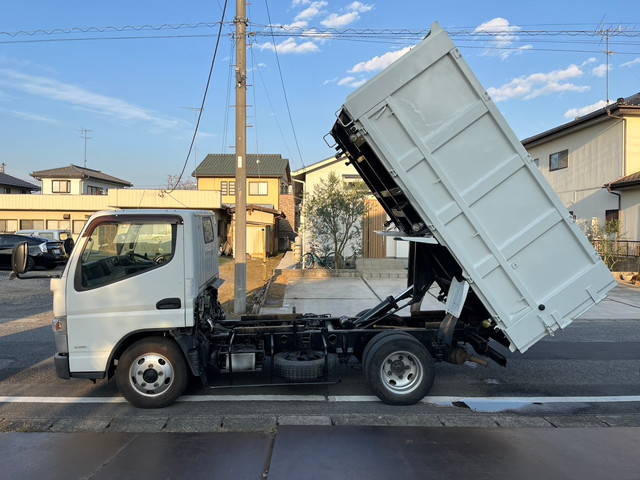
[361,331,416,380]
[273,350,335,381]
[115,336,188,408]
[365,335,435,405]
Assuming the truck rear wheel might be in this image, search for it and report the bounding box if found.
[115,337,187,408]
[361,331,416,380]
[365,335,434,405]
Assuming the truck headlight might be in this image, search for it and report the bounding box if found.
[39,242,47,253]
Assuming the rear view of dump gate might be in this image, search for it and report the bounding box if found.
[331,23,615,353]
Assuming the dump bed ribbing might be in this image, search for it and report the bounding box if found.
[330,23,615,352]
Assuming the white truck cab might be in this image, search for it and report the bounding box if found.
[51,209,220,406]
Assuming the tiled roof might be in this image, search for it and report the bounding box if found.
[522,92,640,146]
[0,172,40,190]
[608,171,640,189]
[31,164,132,186]
[193,154,291,182]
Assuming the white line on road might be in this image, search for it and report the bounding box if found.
[0,394,639,404]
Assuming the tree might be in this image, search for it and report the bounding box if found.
[580,217,625,270]
[303,172,368,269]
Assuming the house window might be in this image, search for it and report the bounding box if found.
[549,150,568,171]
[605,209,619,223]
[221,181,235,196]
[87,186,104,195]
[3,187,10,194]
[73,220,86,234]
[20,219,45,230]
[47,220,70,230]
[533,158,540,167]
[52,180,71,193]
[249,181,268,196]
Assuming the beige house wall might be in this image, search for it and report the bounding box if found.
[197,176,281,209]
[620,189,640,241]
[625,116,640,175]
[0,189,223,238]
[525,118,624,227]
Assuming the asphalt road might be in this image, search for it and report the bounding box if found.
[1,268,640,433]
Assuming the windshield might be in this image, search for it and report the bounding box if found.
[79,222,176,289]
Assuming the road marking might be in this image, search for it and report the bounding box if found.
[0,394,639,404]
[179,394,327,402]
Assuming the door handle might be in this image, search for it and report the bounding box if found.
[156,297,182,310]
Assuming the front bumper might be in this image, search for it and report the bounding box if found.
[54,353,70,379]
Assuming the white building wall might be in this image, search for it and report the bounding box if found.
[525,118,624,227]
[621,189,640,240]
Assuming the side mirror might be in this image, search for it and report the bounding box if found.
[63,237,75,255]
[11,242,29,274]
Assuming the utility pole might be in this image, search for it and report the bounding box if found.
[80,129,93,168]
[233,0,248,314]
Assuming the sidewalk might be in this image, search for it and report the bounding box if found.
[2,426,639,479]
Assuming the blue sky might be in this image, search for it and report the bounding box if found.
[1,0,638,187]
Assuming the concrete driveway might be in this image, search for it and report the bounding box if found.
[261,273,640,319]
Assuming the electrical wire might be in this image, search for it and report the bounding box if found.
[263,0,306,170]
[166,0,228,193]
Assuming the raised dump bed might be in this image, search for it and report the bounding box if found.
[331,23,615,353]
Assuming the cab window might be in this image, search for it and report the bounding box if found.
[78,221,176,290]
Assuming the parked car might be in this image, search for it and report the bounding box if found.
[16,229,74,254]
[0,234,65,270]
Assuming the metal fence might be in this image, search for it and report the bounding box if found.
[592,240,640,258]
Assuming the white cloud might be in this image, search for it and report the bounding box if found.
[321,12,359,28]
[592,63,612,77]
[621,57,640,68]
[6,109,60,125]
[256,37,320,54]
[283,20,308,30]
[295,1,327,21]
[0,68,183,129]
[323,77,338,85]
[347,1,374,12]
[349,45,412,73]
[319,1,373,28]
[302,28,332,44]
[473,17,529,59]
[487,64,589,102]
[337,76,367,88]
[564,100,609,119]
[291,0,310,5]
[581,57,597,66]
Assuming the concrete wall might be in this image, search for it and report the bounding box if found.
[197,176,281,209]
[525,118,624,227]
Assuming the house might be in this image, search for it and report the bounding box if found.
[293,156,409,261]
[0,188,223,236]
[194,154,295,254]
[522,92,640,239]
[0,163,40,194]
[31,164,132,195]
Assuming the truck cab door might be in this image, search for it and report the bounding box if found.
[65,215,186,375]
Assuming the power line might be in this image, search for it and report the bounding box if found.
[166,0,228,193]
[0,22,227,37]
[263,0,306,170]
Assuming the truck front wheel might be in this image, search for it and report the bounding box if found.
[115,337,188,408]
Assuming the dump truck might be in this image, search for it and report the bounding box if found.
[10,23,615,408]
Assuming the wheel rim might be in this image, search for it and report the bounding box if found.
[379,350,423,395]
[128,353,174,397]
